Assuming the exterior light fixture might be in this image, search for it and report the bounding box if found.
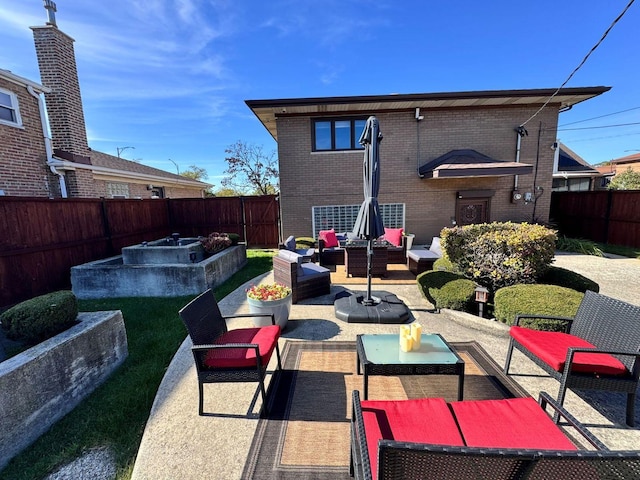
[475,285,489,318]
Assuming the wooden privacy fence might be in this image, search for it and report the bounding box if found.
[0,195,280,308]
[550,190,640,248]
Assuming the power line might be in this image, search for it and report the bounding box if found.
[559,106,640,127]
[560,131,640,143]
[558,122,640,131]
[521,0,635,127]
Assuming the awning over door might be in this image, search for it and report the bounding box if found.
[418,149,533,179]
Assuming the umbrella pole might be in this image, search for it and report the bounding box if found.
[365,238,373,304]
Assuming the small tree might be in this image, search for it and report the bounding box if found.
[608,167,640,190]
[222,141,279,195]
[180,165,209,181]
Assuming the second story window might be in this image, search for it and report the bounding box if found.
[313,118,367,151]
[0,88,22,127]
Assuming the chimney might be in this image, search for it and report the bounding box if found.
[31,1,91,164]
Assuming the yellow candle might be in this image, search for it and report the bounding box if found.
[400,325,411,338]
[411,323,422,350]
[400,334,413,352]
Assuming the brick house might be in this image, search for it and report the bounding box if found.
[595,152,640,189]
[246,87,609,244]
[0,5,208,199]
[551,143,602,192]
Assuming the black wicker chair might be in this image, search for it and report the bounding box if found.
[179,289,282,416]
[350,390,640,480]
[504,290,640,426]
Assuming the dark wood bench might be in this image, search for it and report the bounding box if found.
[350,390,640,480]
[504,290,640,426]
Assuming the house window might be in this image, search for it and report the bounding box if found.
[552,178,591,192]
[0,88,22,127]
[312,203,405,238]
[106,182,130,198]
[313,118,367,151]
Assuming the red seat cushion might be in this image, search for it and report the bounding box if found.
[510,326,628,376]
[361,398,464,480]
[204,325,280,369]
[451,397,577,450]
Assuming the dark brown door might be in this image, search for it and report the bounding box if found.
[456,198,490,226]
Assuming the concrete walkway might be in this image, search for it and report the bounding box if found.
[130,252,640,480]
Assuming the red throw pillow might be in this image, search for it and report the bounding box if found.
[319,229,339,248]
[384,227,403,247]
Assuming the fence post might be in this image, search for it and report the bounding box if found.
[100,198,114,256]
[604,189,613,245]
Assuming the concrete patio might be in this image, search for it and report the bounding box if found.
[130,252,640,480]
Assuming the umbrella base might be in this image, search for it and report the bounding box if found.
[333,290,411,324]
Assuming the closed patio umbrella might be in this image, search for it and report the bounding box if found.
[352,116,384,305]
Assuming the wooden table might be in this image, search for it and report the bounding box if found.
[344,245,388,277]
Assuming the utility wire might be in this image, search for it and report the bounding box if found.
[559,121,640,131]
[521,0,635,127]
[559,106,640,127]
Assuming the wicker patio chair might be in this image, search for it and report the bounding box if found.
[179,289,282,416]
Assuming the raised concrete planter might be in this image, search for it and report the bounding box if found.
[0,311,128,470]
[71,244,247,299]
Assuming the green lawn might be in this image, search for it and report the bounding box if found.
[0,249,276,480]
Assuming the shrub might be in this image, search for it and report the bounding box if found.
[433,257,455,272]
[441,222,556,292]
[200,232,232,254]
[416,270,476,312]
[225,233,240,246]
[0,290,78,343]
[295,237,316,248]
[556,235,604,257]
[539,266,599,293]
[493,284,583,330]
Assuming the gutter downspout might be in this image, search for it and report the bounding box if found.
[27,85,67,198]
[514,125,528,190]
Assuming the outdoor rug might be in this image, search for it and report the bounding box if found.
[241,340,528,479]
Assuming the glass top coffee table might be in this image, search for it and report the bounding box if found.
[356,333,465,400]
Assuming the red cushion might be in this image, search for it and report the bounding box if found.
[383,228,403,247]
[510,326,628,376]
[451,397,577,450]
[203,325,280,368]
[319,229,339,248]
[361,398,464,480]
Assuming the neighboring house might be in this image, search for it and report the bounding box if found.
[551,143,601,191]
[594,153,640,190]
[246,87,609,244]
[0,5,208,199]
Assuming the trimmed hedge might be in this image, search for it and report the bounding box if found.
[296,237,316,248]
[441,222,556,292]
[433,257,455,272]
[0,290,78,343]
[416,270,476,312]
[494,284,583,331]
[539,266,599,293]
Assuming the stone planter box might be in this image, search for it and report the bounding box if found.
[0,311,128,470]
[71,244,247,299]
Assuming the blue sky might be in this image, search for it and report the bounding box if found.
[1,1,638,186]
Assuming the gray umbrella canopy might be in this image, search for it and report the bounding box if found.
[352,116,384,305]
[353,116,384,240]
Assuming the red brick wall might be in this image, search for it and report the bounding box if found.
[277,105,558,244]
[0,77,58,197]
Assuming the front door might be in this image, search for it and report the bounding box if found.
[456,198,490,226]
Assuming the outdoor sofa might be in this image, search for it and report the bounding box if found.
[406,236,442,274]
[317,228,407,267]
[272,250,330,303]
[279,235,316,262]
[350,390,640,480]
[504,290,640,426]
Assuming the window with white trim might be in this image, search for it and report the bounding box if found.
[312,203,405,238]
[0,88,22,127]
[106,182,130,198]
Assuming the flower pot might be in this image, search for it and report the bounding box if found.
[247,294,292,329]
[405,234,415,251]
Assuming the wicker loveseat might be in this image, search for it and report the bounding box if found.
[350,390,640,480]
[504,290,640,426]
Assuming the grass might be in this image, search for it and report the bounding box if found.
[0,249,277,480]
[556,235,640,259]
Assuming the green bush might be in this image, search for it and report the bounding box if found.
[539,266,599,293]
[225,233,240,245]
[556,235,604,256]
[433,257,455,272]
[441,222,556,292]
[296,237,316,248]
[493,284,583,330]
[0,290,78,343]
[416,270,476,312]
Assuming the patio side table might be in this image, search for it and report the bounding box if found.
[356,333,465,400]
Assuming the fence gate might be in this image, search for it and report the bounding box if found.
[243,195,280,248]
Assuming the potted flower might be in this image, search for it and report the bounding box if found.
[246,283,293,329]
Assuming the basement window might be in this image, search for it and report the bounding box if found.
[0,88,22,127]
[312,203,405,238]
[106,182,130,198]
